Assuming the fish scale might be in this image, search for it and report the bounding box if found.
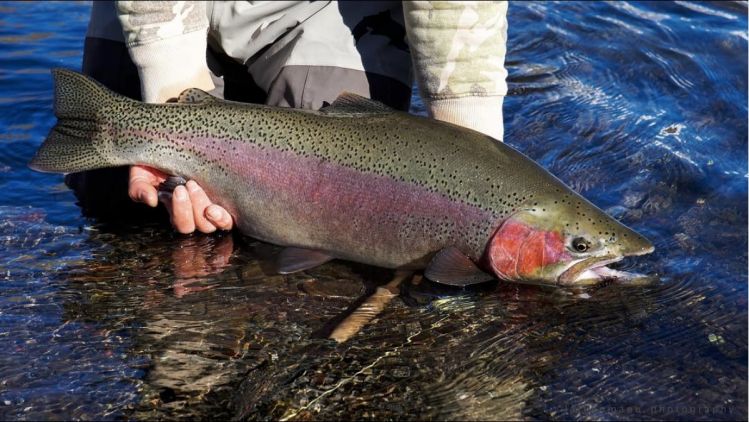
[30,69,653,286]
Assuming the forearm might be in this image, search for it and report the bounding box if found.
[404,1,509,140]
[116,1,213,103]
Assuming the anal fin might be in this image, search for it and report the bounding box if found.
[424,247,494,286]
[276,247,334,274]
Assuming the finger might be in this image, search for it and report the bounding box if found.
[170,185,196,234]
[129,166,166,207]
[186,180,217,233]
[205,204,233,231]
[129,174,159,207]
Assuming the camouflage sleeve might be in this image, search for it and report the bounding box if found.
[403,1,509,140]
[115,1,213,103]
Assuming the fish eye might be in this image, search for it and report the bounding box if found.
[571,237,590,253]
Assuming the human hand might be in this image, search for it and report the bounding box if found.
[128,165,233,234]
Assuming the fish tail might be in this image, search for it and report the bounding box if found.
[28,69,130,173]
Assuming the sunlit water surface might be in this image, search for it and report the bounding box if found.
[0,1,746,420]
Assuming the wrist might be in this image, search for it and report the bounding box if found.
[427,96,505,141]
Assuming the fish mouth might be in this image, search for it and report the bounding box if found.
[630,244,655,256]
[558,255,625,286]
[557,238,656,286]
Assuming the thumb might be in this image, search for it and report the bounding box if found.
[128,166,160,207]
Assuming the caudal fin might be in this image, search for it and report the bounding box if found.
[29,69,127,173]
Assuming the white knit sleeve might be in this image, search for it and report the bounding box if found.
[404,1,509,140]
[116,1,214,103]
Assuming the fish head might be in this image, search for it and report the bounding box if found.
[485,194,654,286]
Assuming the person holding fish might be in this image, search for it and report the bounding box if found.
[67,1,509,235]
[36,1,654,293]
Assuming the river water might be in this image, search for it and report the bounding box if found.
[0,1,746,420]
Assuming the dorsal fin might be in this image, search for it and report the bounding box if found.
[322,92,394,114]
[176,88,217,104]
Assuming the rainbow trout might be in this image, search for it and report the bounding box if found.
[30,69,654,286]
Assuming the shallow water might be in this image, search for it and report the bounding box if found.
[0,1,746,420]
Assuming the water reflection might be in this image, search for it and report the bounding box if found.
[56,231,253,419]
[52,228,386,419]
[229,278,668,420]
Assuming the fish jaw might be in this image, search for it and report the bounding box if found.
[561,260,656,286]
[557,243,655,286]
[559,230,655,286]
[557,255,624,286]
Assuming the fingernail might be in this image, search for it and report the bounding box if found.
[186,180,199,192]
[207,207,222,220]
[174,186,187,200]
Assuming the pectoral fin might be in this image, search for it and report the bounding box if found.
[275,247,334,274]
[424,247,495,286]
